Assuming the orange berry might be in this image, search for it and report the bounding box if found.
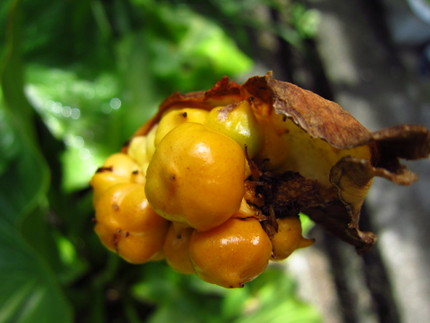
[90,153,144,202]
[145,123,246,231]
[189,218,272,288]
[94,183,169,264]
[163,225,195,274]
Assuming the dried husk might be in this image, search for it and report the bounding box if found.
[126,72,430,253]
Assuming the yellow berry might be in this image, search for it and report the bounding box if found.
[254,114,290,171]
[206,100,262,157]
[145,122,246,231]
[271,216,314,260]
[144,124,157,163]
[127,124,158,174]
[189,218,272,288]
[127,136,149,173]
[233,198,259,218]
[154,108,208,146]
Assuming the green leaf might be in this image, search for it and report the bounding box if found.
[0,101,19,174]
[0,137,49,226]
[234,266,321,323]
[0,225,73,323]
[1,0,49,223]
[236,298,321,323]
[0,2,73,321]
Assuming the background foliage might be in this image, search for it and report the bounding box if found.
[0,0,320,321]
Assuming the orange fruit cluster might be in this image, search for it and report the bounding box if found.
[90,103,312,288]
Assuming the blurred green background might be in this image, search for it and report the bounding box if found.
[0,0,321,322]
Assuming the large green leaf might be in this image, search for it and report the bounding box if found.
[0,1,73,321]
[0,131,48,225]
[0,114,73,322]
[0,225,73,323]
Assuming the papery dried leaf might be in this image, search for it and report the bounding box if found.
[242,73,373,149]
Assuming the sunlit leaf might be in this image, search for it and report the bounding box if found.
[234,266,321,323]
[26,66,121,191]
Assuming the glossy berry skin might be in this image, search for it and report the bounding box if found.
[94,183,169,264]
[154,108,209,146]
[163,225,195,274]
[90,153,144,202]
[145,122,246,231]
[206,100,262,158]
[90,98,317,288]
[127,123,159,175]
[189,218,272,288]
[271,216,314,260]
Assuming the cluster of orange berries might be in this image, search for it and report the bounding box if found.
[91,101,313,288]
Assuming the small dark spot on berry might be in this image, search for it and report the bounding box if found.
[132,170,139,175]
[181,112,188,118]
[112,234,120,250]
[96,166,113,173]
[112,203,119,211]
[169,174,176,181]
[125,232,130,237]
